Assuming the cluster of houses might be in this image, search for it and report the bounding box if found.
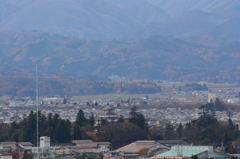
[0,137,232,159]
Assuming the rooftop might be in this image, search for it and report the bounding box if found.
[154,149,207,157]
[154,146,213,158]
[114,140,159,153]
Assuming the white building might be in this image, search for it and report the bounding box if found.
[40,136,50,148]
[0,154,12,159]
[97,142,111,152]
[96,107,119,126]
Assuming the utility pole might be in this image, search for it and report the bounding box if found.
[36,64,39,159]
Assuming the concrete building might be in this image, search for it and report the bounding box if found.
[96,107,119,126]
[0,142,17,150]
[17,142,33,151]
[72,140,111,153]
[40,136,50,148]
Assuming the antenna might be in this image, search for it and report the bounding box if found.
[35,64,39,159]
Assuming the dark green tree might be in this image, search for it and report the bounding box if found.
[22,150,33,159]
[191,155,199,159]
[164,122,175,139]
[118,115,125,123]
[98,122,147,148]
[75,110,87,127]
[89,113,95,128]
[55,119,71,143]
[214,98,225,111]
[176,123,183,138]
[129,106,148,131]
[73,110,87,140]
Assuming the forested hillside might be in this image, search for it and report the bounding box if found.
[0,32,239,82]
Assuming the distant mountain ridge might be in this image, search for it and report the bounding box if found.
[0,0,239,87]
[147,0,240,15]
[0,32,239,83]
[0,75,162,96]
[143,0,240,40]
[1,0,240,40]
[0,0,167,39]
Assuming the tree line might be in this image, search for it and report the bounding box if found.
[0,103,239,153]
[148,102,239,153]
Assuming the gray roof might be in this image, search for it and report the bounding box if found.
[157,140,188,147]
[18,142,33,146]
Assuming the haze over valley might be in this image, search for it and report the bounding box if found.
[0,0,239,95]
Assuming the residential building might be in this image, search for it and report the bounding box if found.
[152,145,227,159]
[157,140,188,148]
[40,136,50,148]
[105,140,169,159]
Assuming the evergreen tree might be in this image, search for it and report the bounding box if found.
[191,155,199,159]
[118,115,125,123]
[73,110,87,140]
[164,122,175,139]
[22,150,33,159]
[129,106,148,131]
[63,98,67,104]
[55,119,71,143]
[89,113,95,128]
[101,119,109,125]
[75,110,87,127]
[176,123,183,138]
[214,98,225,111]
[98,122,147,148]
[73,124,82,140]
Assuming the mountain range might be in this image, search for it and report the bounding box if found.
[1,0,240,40]
[0,0,167,39]
[0,0,239,96]
[0,32,239,82]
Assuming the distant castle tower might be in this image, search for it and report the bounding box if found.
[208,93,217,103]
